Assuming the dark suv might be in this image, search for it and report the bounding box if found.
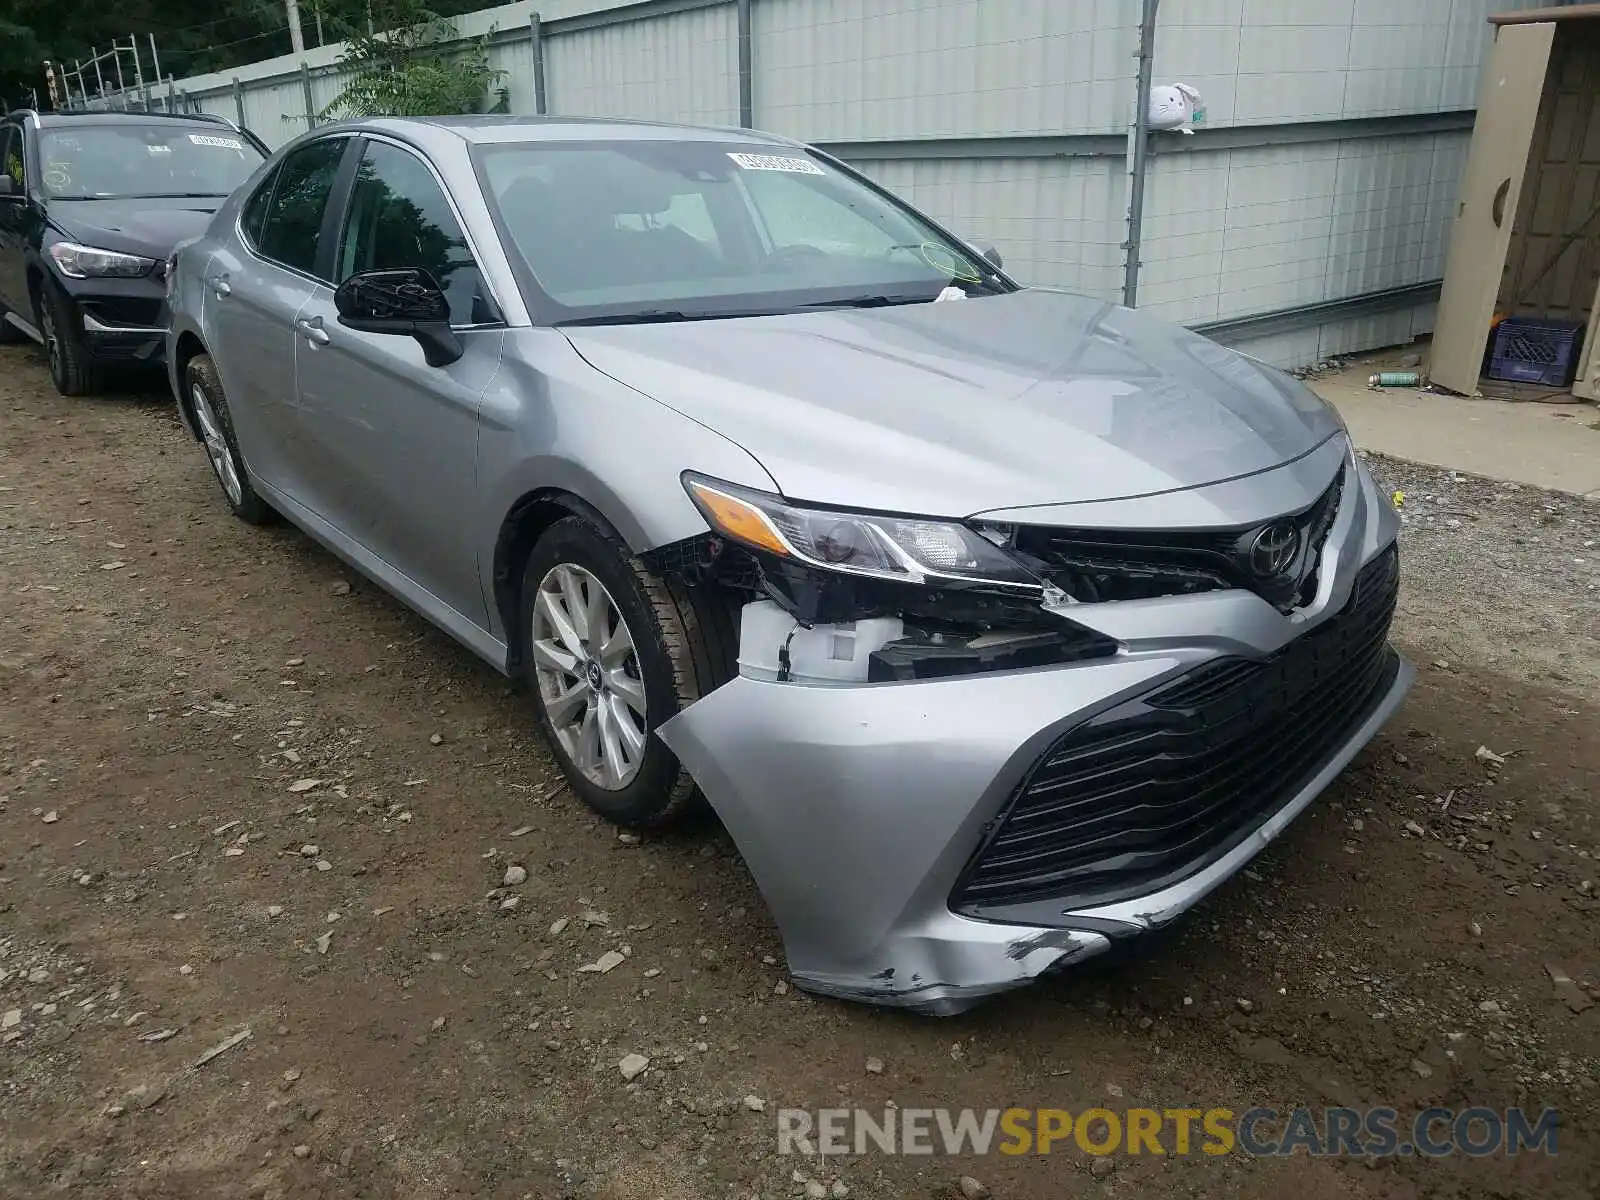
[0,109,266,395]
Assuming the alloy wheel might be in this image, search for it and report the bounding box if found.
[529,563,648,790]
[190,384,244,506]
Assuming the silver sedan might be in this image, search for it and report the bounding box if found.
[166,116,1411,1013]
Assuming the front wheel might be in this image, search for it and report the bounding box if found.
[36,281,100,396]
[519,512,738,828]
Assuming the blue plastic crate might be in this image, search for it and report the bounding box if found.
[1487,317,1584,387]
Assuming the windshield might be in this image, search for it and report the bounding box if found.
[476,140,1005,323]
[38,126,263,200]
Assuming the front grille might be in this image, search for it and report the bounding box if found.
[1013,465,1345,610]
[952,545,1400,917]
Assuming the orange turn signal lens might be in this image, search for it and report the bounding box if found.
[686,480,793,557]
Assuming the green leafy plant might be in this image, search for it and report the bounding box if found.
[321,0,502,119]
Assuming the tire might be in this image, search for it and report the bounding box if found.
[185,353,273,525]
[35,279,101,396]
[520,511,739,829]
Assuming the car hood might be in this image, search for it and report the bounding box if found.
[48,197,223,260]
[563,288,1344,516]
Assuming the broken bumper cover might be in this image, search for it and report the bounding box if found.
[660,640,1410,1013]
[657,457,1412,1013]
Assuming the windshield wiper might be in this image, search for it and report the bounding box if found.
[555,309,763,326]
[559,295,957,325]
[796,293,933,310]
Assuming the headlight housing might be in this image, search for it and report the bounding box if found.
[48,241,156,279]
[683,473,1041,590]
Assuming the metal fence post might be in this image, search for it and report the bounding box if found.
[301,62,317,127]
[130,32,146,92]
[530,11,548,115]
[1121,0,1160,309]
[736,0,753,127]
[232,77,246,126]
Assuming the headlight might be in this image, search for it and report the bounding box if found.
[683,473,1040,589]
[48,241,155,279]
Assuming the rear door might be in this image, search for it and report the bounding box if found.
[1431,21,1556,395]
[291,136,504,630]
[203,135,352,496]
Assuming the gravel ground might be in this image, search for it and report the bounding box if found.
[1365,451,1600,702]
[1,347,1597,1200]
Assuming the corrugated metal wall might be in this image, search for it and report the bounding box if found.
[100,0,1555,366]
[1164,0,1494,125]
[752,0,1131,140]
[547,4,740,125]
[852,155,1127,301]
[1132,0,1513,357]
[1136,132,1471,323]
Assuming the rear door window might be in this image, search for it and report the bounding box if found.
[241,163,281,248]
[256,138,347,278]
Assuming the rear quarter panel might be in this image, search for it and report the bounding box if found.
[165,234,218,419]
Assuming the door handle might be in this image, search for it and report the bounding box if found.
[206,275,231,298]
[295,316,330,346]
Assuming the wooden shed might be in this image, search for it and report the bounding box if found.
[1432,3,1600,398]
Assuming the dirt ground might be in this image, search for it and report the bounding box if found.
[1,343,1597,1200]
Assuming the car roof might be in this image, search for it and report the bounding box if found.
[359,114,800,148]
[8,109,238,131]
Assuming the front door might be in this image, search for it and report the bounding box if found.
[292,136,503,631]
[1430,21,1556,395]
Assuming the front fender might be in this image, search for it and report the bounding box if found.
[475,331,779,644]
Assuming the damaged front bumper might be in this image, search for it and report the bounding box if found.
[660,640,1411,1013]
[656,453,1413,1014]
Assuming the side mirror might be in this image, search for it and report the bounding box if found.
[0,175,18,200]
[333,267,462,368]
[967,239,1003,271]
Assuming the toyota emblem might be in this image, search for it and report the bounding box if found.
[1248,522,1301,577]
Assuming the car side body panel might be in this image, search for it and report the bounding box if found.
[200,234,318,494]
[291,286,504,628]
[474,331,782,644]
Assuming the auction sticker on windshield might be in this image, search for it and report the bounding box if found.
[727,152,825,175]
[189,134,246,150]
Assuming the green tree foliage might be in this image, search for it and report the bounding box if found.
[2,0,291,107]
[1,0,490,112]
[320,0,503,118]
